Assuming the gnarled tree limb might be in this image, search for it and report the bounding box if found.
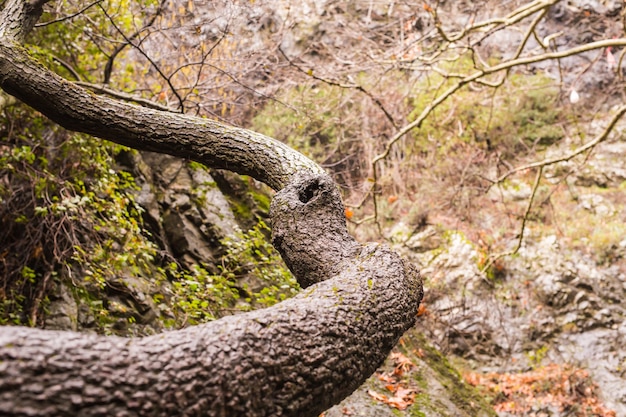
[0,1,423,416]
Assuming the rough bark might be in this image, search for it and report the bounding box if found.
[0,174,422,417]
[0,1,423,416]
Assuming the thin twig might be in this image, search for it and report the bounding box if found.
[99,3,185,111]
[103,0,166,84]
[495,105,626,184]
[34,0,102,27]
[374,38,626,168]
[433,0,559,44]
[480,165,543,276]
[74,81,177,112]
[278,46,399,129]
[52,56,82,81]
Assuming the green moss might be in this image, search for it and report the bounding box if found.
[401,333,497,417]
[250,190,271,213]
[410,408,427,417]
[211,172,273,229]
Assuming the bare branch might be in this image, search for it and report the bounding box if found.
[52,56,82,81]
[98,3,185,111]
[34,0,102,28]
[278,47,399,129]
[74,81,178,112]
[481,165,544,276]
[432,0,559,44]
[495,105,626,184]
[374,38,626,166]
[102,0,166,84]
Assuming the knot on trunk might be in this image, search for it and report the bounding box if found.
[270,173,360,288]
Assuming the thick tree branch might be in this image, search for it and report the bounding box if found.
[0,173,422,417]
[0,40,322,190]
[0,0,321,190]
[0,1,423,416]
[0,0,48,41]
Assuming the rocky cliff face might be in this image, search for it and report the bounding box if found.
[42,148,278,335]
[325,1,626,415]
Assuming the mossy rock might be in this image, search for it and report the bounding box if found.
[325,330,496,417]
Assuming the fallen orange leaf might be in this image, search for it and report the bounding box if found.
[385,387,416,410]
[368,388,416,410]
[376,372,395,384]
[390,352,415,376]
[395,387,416,398]
[367,389,388,403]
[386,397,411,410]
[417,304,428,317]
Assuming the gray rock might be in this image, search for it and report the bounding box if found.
[44,281,78,331]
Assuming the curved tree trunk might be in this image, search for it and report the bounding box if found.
[0,1,423,416]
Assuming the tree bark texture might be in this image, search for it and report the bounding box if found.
[0,174,422,417]
[0,2,424,416]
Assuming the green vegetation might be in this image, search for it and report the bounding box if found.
[30,0,160,86]
[0,0,301,331]
[408,62,563,159]
[0,103,154,327]
[164,220,298,326]
[526,344,550,368]
[0,101,298,331]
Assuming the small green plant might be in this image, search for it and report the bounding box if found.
[164,220,299,326]
[0,102,158,328]
[525,345,549,368]
[1,99,297,331]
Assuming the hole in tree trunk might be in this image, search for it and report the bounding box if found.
[298,179,321,203]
